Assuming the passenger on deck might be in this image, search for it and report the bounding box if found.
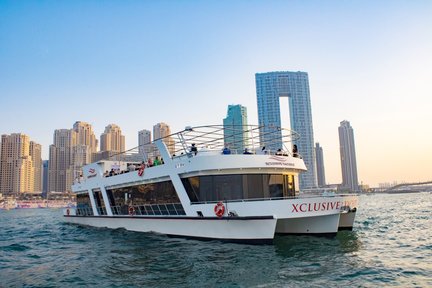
[128,164,136,172]
[109,169,115,176]
[243,148,252,154]
[147,158,153,167]
[190,143,198,155]
[292,144,299,158]
[222,146,231,155]
[153,156,161,166]
[276,149,283,155]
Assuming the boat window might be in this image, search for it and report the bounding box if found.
[244,174,265,199]
[93,189,107,215]
[268,175,283,198]
[106,179,185,216]
[182,174,297,203]
[76,193,93,216]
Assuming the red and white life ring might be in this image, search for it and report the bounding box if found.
[214,201,225,218]
[66,208,70,216]
[128,206,135,216]
[138,164,145,176]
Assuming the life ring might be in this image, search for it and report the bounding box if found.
[214,201,225,218]
[66,208,70,216]
[128,206,135,216]
[138,164,145,176]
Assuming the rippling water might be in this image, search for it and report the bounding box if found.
[1,193,431,287]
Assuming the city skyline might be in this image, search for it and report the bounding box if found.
[1,1,431,187]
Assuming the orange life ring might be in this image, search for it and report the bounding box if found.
[66,208,70,216]
[128,206,135,216]
[214,201,225,218]
[138,164,145,176]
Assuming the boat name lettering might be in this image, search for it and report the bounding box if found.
[175,163,185,168]
[291,200,357,213]
[265,162,294,167]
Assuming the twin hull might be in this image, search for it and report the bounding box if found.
[64,195,358,243]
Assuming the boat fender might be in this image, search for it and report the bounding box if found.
[128,206,135,216]
[214,202,225,218]
[138,164,145,176]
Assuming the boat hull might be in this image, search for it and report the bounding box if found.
[338,210,357,231]
[63,213,277,244]
[275,213,340,236]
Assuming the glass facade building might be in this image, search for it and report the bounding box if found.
[338,120,359,192]
[256,71,317,189]
[223,104,248,153]
[315,142,326,187]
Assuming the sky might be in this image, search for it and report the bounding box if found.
[1,0,431,187]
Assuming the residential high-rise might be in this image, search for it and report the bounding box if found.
[49,121,98,193]
[42,160,49,197]
[100,124,125,153]
[48,129,76,193]
[138,129,156,159]
[223,104,248,153]
[30,141,42,192]
[153,123,175,155]
[338,120,359,192]
[256,71,317,189]
[73,121,98,153]
[315,143,326,187]
[73,121,98,167]
[0,133,41,195]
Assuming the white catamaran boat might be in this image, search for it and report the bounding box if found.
[64,125,358,244]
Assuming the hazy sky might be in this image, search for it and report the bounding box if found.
[1,1,431,187]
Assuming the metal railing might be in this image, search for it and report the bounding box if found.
[110,203,186,216]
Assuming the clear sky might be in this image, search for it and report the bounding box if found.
[1,1,431,187]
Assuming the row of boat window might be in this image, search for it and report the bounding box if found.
[75,173,298,216]
[182,174,297,203]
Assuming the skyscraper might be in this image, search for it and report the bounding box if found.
[0,133,41,195]
[153,123,175,155]
[100,124,125,153]
[223,104,248,153]
[73,121,98,153]
[30,141,42,192]
[256,71,317,189]
[49,121,98,192]
[138,129,157,159]
[42,160,49,197]
[48,129,76,193]
[338,120,359,192]
[315,142,326,187]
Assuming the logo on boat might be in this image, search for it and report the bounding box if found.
[87,168,97,178]
[291,200,358,213]
[265,156,294,167]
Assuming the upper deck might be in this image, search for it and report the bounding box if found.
[73,125,307,192]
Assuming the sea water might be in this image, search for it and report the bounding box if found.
[1,193,431,287]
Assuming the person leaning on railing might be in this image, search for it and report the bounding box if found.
[292,144,299,158]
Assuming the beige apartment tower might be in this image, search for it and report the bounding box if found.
[49,121,98,193]
[153,122,175,155]
[48,129,76,193]
[0,133,41,195]
[100,124,125,153]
